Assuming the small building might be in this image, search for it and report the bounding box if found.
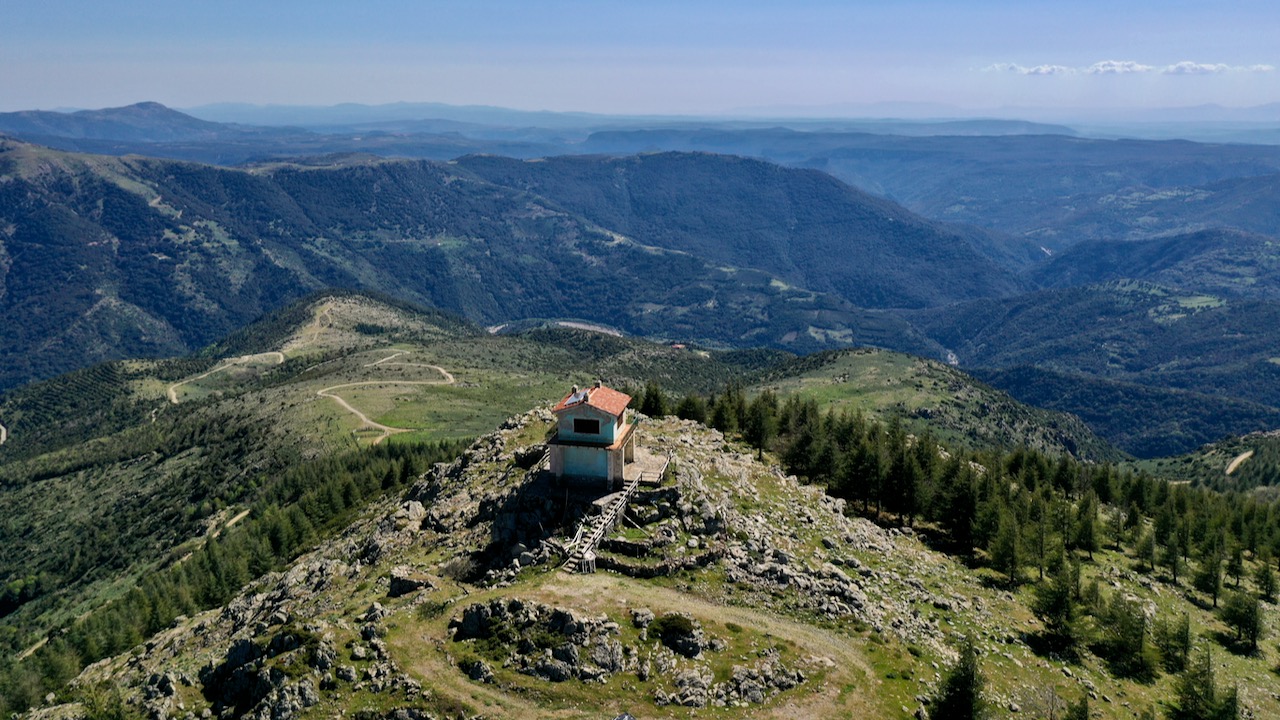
[548,382,636,488]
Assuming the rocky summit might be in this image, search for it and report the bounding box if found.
[24,408,1045,719]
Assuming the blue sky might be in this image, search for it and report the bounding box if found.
[3,0,1278,115]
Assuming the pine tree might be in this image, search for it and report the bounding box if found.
[1033,557,1080,651]
[743,391,778,458]
[1226,543,1244,588]
[941,466,979,554]
[1254,562,1277,603]
[674,394,708,424]
[988,509,1021,586]
[1136,528,1157,573]
[1099,593,1158,681]
[1154,613,1193,673]
[1074,493,1100,561]
[1170,648,1216,720]
[639,381,668,417]
[1194,548,1224,608]
[1168,647,1239,720]
[933,638,987,720]
[1165,535,1184,585]
[1066,694,1089,720]
[1220,591,1263,653]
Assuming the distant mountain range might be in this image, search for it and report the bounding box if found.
[5,102,1280,250]
[0,101,261,141]
[4,103,1280,456]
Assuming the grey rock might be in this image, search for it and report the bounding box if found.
[463,659,495,684]
[589,638,625,673]
[533,658,574,682]
[631,608,655,628]
[362,603,388,623]
[552,642,580,666]
[388,567,433,597]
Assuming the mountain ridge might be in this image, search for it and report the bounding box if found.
[0,139,1015,391]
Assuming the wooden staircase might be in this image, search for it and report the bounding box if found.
[561,453,671,574]
[562,475,639,573]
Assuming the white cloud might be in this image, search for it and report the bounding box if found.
[1025,64,1074,76]
[1086,60,1154,75]
[1163,61,1230,75]
[984,63,1074,75]
[986,60,1275,77]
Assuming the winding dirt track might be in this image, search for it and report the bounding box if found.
[1227,449,1255,475]
[317,362,455,445]
[0,420,7,446]
[166,352,286,404]
[390,573,878,720]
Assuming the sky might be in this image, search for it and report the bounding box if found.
[3,0,1279,117]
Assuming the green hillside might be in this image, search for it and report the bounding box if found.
[752,348,1123,462]
[1136,432,1280,492]
[4,293,1280,719]
[0,293,1116,659]
[7,352,1280,719]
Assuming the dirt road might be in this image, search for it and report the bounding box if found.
[390,572,879,720]
[1227,449,1255,475]
[317,364,455,445]
[167,351,285,404]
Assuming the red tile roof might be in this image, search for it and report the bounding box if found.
[552,385,632,418]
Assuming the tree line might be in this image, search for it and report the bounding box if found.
[636,382,1275,718]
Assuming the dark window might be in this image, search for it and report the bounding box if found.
[574,418,600,435]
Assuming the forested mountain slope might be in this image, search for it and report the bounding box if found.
[581,129,1280,249]
[456,151,1034,303]
[975,366,1280,459]
[906,281,1280,410]
[1032,229,1280,299]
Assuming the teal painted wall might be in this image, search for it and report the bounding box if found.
[562,444,608,478]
